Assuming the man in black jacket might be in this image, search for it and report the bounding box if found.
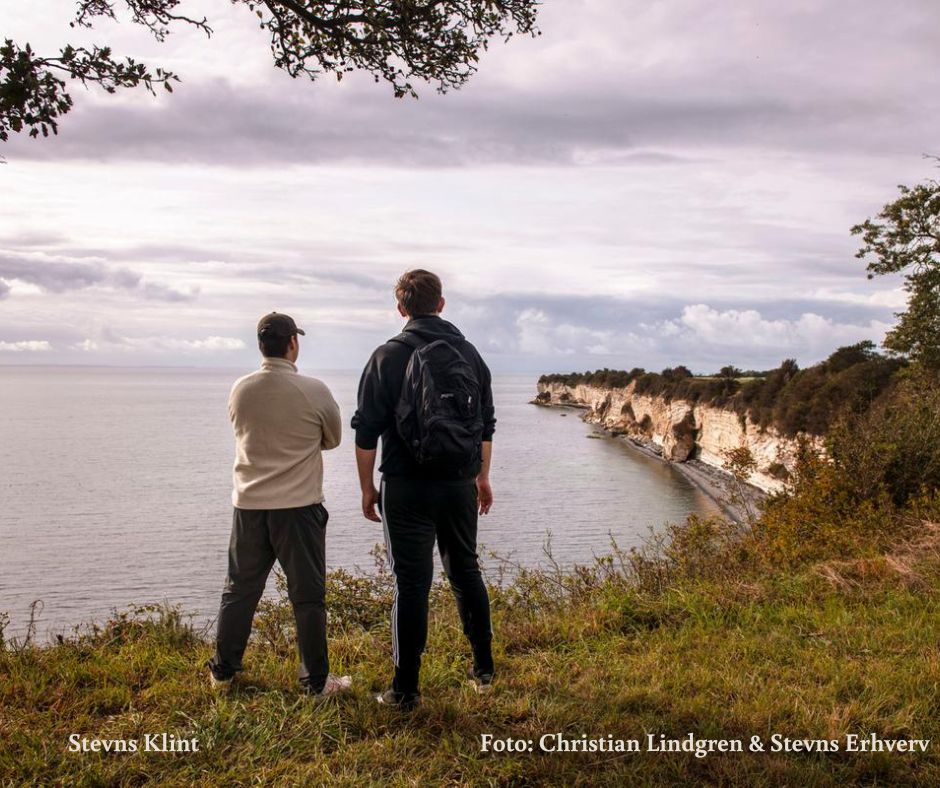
[352,269,496,710]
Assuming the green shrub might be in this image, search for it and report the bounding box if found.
[753,446,899,566]
[749,369,940,566]
[827,368,940,508]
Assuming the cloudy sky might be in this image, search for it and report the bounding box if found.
[1,0,938,373]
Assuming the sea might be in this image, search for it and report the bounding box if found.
[0,367,719,641]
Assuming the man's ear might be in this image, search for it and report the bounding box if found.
[397,302,409,318]
[437,296,445,314]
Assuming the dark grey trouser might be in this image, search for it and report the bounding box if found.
[209,503,329,690]
[380,477,494,695]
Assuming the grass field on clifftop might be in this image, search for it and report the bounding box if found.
[3,525,940,787]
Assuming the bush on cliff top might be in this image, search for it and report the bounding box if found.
[746,367,940,566]
[538,341,904,436]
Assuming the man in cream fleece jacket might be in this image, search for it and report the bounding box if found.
[208,312,350,697]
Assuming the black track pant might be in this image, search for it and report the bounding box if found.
[209,503,329,690]
[380,477,494,694]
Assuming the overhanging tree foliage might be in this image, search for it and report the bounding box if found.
[1,0,540,144]
[852,162,940,369]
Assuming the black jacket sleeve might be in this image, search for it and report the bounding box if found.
[351,349,392,450]
[478,355,496,441]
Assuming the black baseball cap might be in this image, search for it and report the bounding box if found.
[257,312,305,339]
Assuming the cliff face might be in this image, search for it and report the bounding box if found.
[536,381,812,493]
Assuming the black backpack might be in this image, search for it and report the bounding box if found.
[392,332,484,467]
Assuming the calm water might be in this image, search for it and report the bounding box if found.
[0,367,718,640]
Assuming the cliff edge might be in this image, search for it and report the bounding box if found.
[534,380,817,493]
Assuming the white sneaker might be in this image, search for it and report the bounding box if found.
[469,672,494,694]
[309,674,353,698]
[207,670,234,693]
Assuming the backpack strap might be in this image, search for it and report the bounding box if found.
[389,332,426,352]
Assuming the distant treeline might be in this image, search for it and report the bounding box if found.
[537,341,904,436]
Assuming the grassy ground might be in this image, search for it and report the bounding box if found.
[3,526,940,787]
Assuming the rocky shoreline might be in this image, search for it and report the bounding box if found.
[531,378,815,495]
[533,398,765,522]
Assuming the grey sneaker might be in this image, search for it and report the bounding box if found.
[308,674,353,698]
[375,688,421,711]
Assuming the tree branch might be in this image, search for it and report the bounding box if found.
[2,0,540,147]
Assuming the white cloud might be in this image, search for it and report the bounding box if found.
[2,280,44,296]
[0,252,196,302]
[515,309,617,357]
[173,336,246,351]
[515,309,553,355]
[808,287,909,309]
[555,323,615,355]
[505,301,895,373]
[0,340,52,352]
[660,304,891,351]
[116,335,247,353]
[65,331,247,355]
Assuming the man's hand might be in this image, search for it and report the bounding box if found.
[361,484,382,522]
[476,476,493,515]
[356,446,381,523]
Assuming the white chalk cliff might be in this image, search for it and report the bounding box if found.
[535,380,816,493]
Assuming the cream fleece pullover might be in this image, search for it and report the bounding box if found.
[229,357,341,509]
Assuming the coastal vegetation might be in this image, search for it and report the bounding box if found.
[851,163,940,370]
